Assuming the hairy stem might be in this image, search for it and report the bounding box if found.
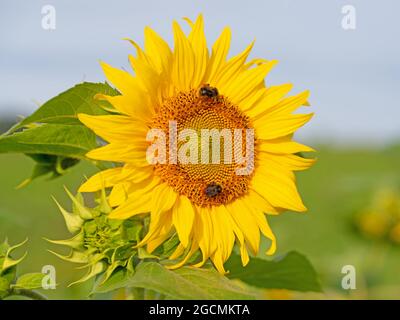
[10,288,48,300]
[130,287,145,300]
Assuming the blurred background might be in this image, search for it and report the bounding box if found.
[1,0,400,299]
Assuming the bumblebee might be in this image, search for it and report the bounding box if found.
[199,84,219,98]
[205,183,222,198]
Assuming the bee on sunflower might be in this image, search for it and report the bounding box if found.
[77,14,315,273]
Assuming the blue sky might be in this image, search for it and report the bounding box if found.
[0,0,399,144]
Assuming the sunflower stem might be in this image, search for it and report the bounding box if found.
[130,287,145,300]
[10,288,48,300]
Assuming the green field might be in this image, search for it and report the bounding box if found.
[1,146,400,299]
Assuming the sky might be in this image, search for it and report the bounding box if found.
[0,0,399,145]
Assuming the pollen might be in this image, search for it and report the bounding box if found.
[151,89,256,207]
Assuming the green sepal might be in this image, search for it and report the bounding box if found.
[137,248,160,260]
[64,187,92,220]
[44,230,84,250]
[47,249,89,264]
[52,196,84,233]
[1,238,28,274]
[69,261,106,287]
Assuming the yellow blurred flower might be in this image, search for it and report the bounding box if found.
[389,223,400,244]
[355,187,400,244]
[356,210,390,239]
[264,289,293,300]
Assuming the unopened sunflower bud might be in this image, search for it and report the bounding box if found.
[48,191,143,286]
[0,238,28,273]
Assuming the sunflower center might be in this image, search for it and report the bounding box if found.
[151,88,255,207]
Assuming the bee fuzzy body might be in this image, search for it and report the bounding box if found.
[199,84,219,98]
[205,183,222,198]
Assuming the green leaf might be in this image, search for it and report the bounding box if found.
[225,251,322,292]
[92,268,132,294]
[16,154,80,188]
[127,262,256,300]
[0,124,97,158]
[14,82,119,129]
[0,82,118,183]
[13,273,45,290]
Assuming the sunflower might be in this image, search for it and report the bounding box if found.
[78,15,315,273]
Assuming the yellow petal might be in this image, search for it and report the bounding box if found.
[187,14,208,88]
[109,177,160,216]
[220,205,249,267]
[192,207,215,267]
[108,192,152,219]
[108,175,159,208]
[95,93,152,121]
[147,212,173,253]
[172,196,195,248]
[109,183,130,207]
[169,243,186,260]
[212,206,235,262]
[144,26,173,75]
[241,194,277,255]
[205,27,231,84]
[238,86,266,111]
[138,183,178,245]
[151,183,178,216]
[255,113,314,140]
[245,83,293,116]
[85,143,147,164]
[258,139,315,154]
[213,41,254,90]
[78,114,147,143]
[128,53,161,105]
[252,164,307,212]
[124,38,149,63]
[259,153,316,171]
[244,58,269,69]
[172,21,195,91]
[223,60,277,105]
[100,61,137,95]
[210,250,227,274]
[107,172,157,208]
[167,242,199,270]
[79,167,123,192]
[247,189,281,215]
[265,90,310,117]
[226,199,260,255]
